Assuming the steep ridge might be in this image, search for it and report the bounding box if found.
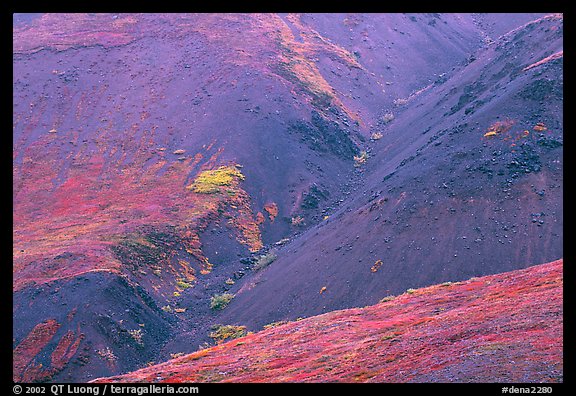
[12,13,558,382]
[94,259,563,383]
[215,14,563,329]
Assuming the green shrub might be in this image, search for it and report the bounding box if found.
[209,324,247,343]
[176,280,192,289]
[290,215,305,227]
[370,132,383,140]
[96,347,117,363]
[382,112,395,123]
[379,295,395,303]
[128,329,143,346]
[187,166,245,194]
[252,251,277,271]
[210,293,234,310]
[263,320,288,330]
[354,151,369,167]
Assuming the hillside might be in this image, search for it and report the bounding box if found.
[213,13,563,331]
[93,259,563,383]
[13,13,561,382]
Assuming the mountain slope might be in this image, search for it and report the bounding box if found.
[93,259,563,383]
[214,13,563,330]
[13,13,377,381]
[12,13,559,382]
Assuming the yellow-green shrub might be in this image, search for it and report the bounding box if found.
[209,324,247,343]
[210,293,234,310]
[187,166,245,194]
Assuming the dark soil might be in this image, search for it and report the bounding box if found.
[13,13,561,382]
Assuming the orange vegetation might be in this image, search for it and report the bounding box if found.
[257,14,362,122]
[533,122,547,132]
[94,259,563,383]
[523,50,563,72]
[483,119,515,137]
[371,259,383,273]
[263,202,279,223]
